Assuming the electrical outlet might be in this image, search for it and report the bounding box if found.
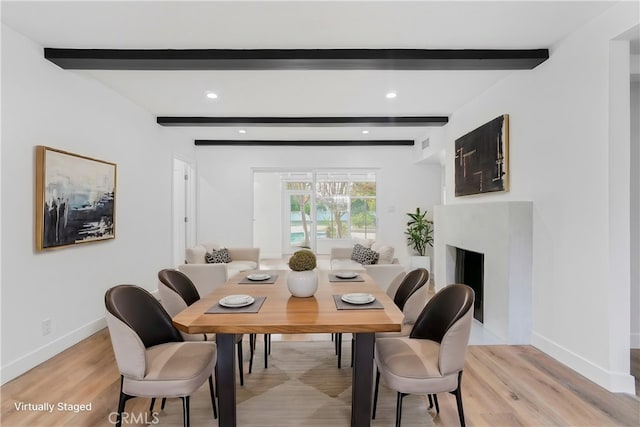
[42,318,52,336]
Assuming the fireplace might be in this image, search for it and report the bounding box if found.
[434,201,532,344]
[455,247,484,323]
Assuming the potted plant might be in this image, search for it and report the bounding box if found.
[405,207,434,270]
[287,249,318,297]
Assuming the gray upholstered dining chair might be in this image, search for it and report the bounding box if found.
[372,284,474,427]
[157,268,249,386]
[377,268,431,338]
[336,268,430,368]
[105,284,217,427]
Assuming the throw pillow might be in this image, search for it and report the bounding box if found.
[351,243,379,265]
[371,242,394,264]
[205,248,232,264]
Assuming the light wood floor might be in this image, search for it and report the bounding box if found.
[1,329,638,426]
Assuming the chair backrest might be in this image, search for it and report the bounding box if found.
[385,272,406,299]
[393,268,429,311]
[401,280,430,325]
[410,284,474,343]
[178,263,228,296]
[105,284,183,348]
[158,269,201,306]
[410,284,474,376]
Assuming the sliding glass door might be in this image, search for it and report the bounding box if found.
[253,170,377,256]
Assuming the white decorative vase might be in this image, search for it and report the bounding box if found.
[287,270,318,297]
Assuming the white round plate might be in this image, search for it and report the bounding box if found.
[219,295,255,308]
[341,293,375,305]
[247,273,271,281]
[335,271,358,279]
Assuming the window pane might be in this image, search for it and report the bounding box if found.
[285,181,312,191]
[350,198,376,240]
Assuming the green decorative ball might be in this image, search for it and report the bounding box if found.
[288,250,317,271]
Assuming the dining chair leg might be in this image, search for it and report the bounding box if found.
[427,394,434,410]
[149,397,167,412]
[395,392,407,427]
[208,375,217,419]
[433,394,440,413]
[181,396,190,427]
[116,376,132,427]
[237,339,244,386]
[214,365,219,397]
[350,336,355,367]
[249,334,255,374]
[452,372,466,427]
[264,334,269,368]
[372,368,381,419]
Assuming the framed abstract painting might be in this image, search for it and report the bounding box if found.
[454,114,509,197]
[35,146,117,251]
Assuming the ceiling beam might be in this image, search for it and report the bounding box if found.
[44,48,549,70]
[157,116,448,127]
[194,140,414,146]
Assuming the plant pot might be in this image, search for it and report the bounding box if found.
[410,255,431,272]
[287,270,318,297]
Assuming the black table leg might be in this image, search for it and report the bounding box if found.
[351,332,374,427]
[216,333,237,426]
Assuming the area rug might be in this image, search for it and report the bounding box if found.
[155,340,436,426]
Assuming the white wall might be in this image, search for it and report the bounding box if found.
[631,80,640,348]
[441,3,638,392]
[253,171,283,258]
[0,24,194,383]
[196,146,441,267]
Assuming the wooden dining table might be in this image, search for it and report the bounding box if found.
[172,269,403,427]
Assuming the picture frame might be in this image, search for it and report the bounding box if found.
[35,146,117,251]
[454,114,509,197]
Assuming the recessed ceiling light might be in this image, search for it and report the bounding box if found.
[362,130,369,134]
[206,91,218,99]
[238,129,246,134]
[386,91,397,99]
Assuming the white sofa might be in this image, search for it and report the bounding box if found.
[179,243,260,295]
[330,242,406,291]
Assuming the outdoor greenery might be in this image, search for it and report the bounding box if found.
[288,178,377,243]
[405,208,434,256]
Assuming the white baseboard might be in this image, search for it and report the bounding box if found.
[631,332,640,348]
[0,317,106,385]
[532,332,636,394]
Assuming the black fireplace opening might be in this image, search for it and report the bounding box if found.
[455,247,484,323]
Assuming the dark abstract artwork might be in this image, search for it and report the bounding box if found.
[36,146,116,250]
[454,114,509,197]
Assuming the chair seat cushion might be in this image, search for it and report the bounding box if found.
[123,342,216,398]
[375,337,458,394]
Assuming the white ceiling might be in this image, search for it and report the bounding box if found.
[1,1,619,143]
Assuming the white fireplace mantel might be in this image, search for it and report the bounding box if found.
[434,201,532,344]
